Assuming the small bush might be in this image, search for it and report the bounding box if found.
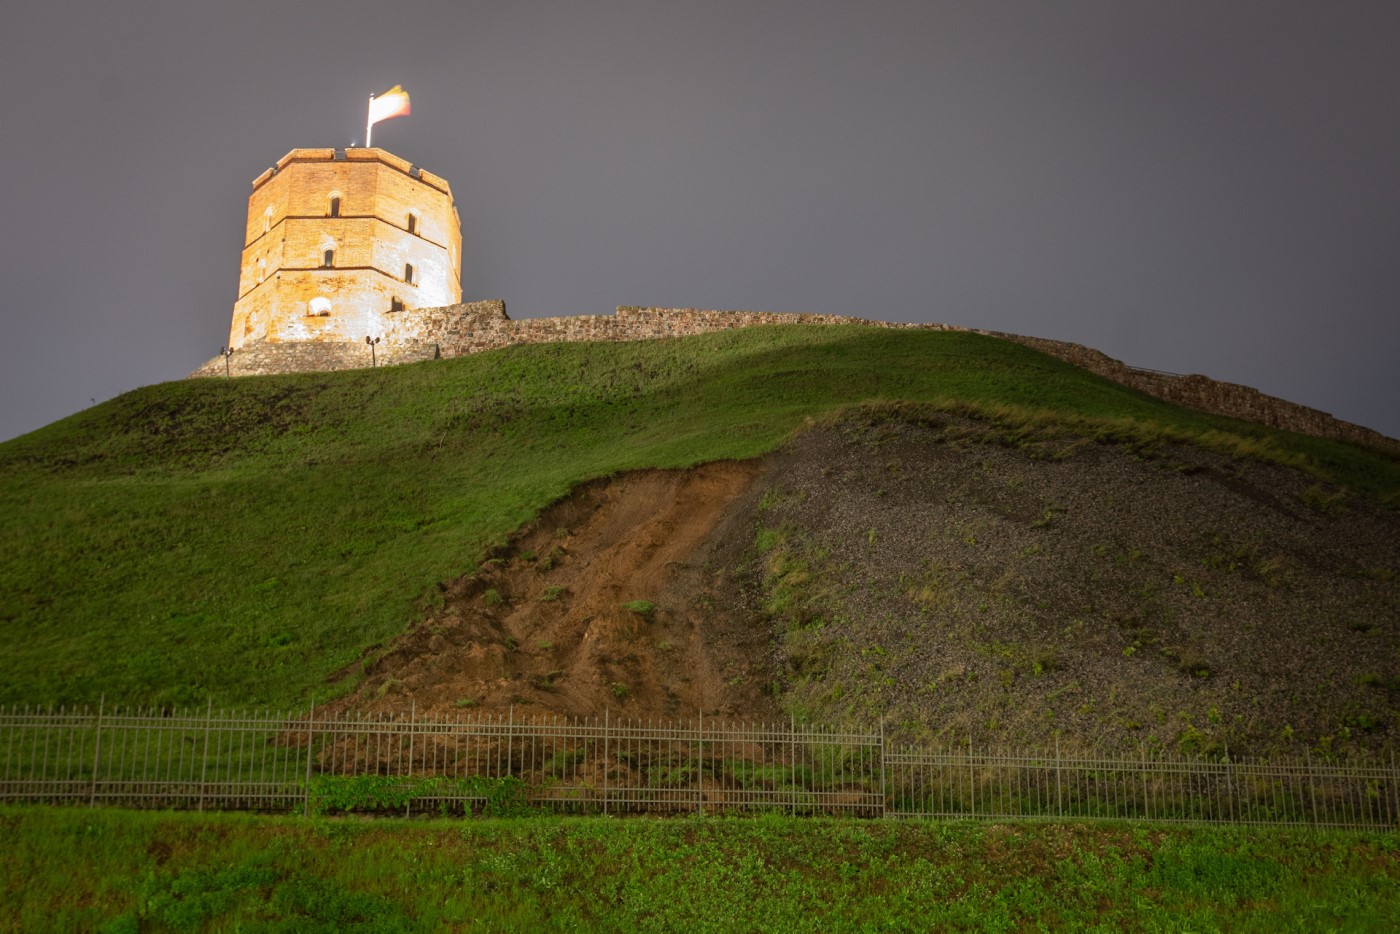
[1030,646,1061,676]
[1301,484,1348,514]
[1253,554,1295,588]
[307,774,532,816]
[1174,649,1211,679]
[531,670,564,690]
[1345,710,1384,733]
[621,600,656,621]
[755,528,783,555]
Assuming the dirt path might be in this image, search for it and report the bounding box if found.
[328,460,778,722]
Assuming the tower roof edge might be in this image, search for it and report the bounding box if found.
[249,147,453,197]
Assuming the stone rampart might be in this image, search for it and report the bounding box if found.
[191,302,1398,455]
[371,302,956,352]
[983,331,1398,455]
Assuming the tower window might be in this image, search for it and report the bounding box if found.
[404,263,414,283]
[407,213,418,234]
[256,258,266,283]
[390,296,404,312]
[323,249,335,267]
[329,196,341,217]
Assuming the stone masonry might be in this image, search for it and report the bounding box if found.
[229,148,462,350]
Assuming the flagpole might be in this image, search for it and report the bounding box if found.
[366,93,375,148]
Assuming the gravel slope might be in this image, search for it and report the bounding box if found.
[735,408,1400,756]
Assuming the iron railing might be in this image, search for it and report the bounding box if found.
[1,704,1395,828]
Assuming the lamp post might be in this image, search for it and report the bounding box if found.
[365,335,381,367]
[219,346,234,378]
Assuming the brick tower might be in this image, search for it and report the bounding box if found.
[229,147,462,349]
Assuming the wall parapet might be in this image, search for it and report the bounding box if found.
[250,147,452,197]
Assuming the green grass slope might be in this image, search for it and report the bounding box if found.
[2,326,1395,709]
[5,808,1398,931]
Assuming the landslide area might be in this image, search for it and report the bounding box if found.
[326,461,778,723]
[333,405,1399,757]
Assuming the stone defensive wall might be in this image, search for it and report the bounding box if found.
[986,331,1398,455]
[192,302,1398,455]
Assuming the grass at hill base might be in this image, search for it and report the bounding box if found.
[3,326,1396,710]
[3,806,1396,932]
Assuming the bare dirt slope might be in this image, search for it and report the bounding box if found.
[327,461,777,722]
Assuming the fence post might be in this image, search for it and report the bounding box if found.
[1139,746,1149,821]
[89,695,104,808]
[602,708,609,816]
[1055,734,1062,819]
[1391,750,1398,829]
[406,701,415,819]
[968,734,976,818]
[878,719,888,818]
[303,701,315,818]
[1223,738,1234,823]
[198,698,213,812]
[790,713,797,818]
[1306,750,1319,828]
[697,709,704,816]
[507,706,514,781]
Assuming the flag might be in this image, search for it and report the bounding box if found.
[368,85,411,125]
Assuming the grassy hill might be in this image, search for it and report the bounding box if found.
[7,808,1399,931]
[2,325,1396,711]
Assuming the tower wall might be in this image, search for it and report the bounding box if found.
[230,148,461,348]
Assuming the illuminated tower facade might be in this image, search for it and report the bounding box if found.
[229,147,462,348]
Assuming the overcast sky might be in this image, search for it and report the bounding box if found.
[2,0,1397,443]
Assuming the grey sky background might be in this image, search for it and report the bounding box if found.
[2,0,1397,443]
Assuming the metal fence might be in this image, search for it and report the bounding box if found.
[2,703,1395,828]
